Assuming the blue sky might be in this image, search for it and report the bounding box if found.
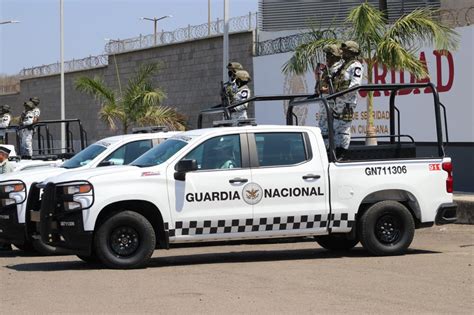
[0,0,258,75]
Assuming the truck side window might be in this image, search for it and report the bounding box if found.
[184,134,242,170]
[255,132,307,167]
[103,140,153,165]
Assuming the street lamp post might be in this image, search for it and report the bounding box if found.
[140,15,172,46]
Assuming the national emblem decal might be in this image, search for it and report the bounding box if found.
[242,182,263,205]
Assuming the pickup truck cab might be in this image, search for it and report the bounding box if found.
[0,131,179,253]
[31,124,456,268]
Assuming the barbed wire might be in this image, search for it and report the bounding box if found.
[19,54,109,78]
[105,12,257,54]
[255,7,472,57]
[438,6,473,27]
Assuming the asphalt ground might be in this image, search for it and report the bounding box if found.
[0,224,472,314]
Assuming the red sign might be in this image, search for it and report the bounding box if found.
[429,164,441,171]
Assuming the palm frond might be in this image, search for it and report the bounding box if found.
[75,76,116,105]
[346,2,385,46]
[282,37,339,74]
[385,9,459,52]
[98,103,125,131]
[137,106,187,131]
[377,39,428,79]
[125,63,160,94]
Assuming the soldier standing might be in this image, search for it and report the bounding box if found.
[229,70,251,120]
[222,62,244,106]
[29,97,41,123]
[19,101,35,158]
[0,105,12,144]
[317,44,343,146]
[332,40,364,158]
[0,146,14,174]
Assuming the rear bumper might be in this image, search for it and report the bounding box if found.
[0,205,26,245]
[435,203,457,225]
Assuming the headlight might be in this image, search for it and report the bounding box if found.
[59,182,94,211]
[63,184,92,195]
[0,181,26,207]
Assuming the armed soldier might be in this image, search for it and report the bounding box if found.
[29,96,41,123]
[317,44,343,146]
[332,40,364,158]
[222,62,243,107]
[229,70,251,120]
[19,101,36,158]
[0,105,12,144]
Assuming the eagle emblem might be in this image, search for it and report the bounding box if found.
[246,188,260,200]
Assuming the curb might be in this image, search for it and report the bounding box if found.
[454,193,474,224]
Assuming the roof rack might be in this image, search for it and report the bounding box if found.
[212,118,257,127]
[131,126,167,134]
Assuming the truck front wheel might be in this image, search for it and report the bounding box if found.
[315,234,359,251]
[358,201,415,256]
[94,211,156,269]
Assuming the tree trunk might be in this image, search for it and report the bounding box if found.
[365,59,378,146]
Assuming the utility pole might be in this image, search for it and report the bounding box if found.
[60,0,65,152]
[208,0,211,36]
[223,0,229,82]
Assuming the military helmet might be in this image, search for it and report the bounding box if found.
[227,62,244,72]
[1,104,10,113]
[234,70,251,82]
[341,40,360,54]
[24,101,35,110]
[323,44,342,57]
[30,97,40,106]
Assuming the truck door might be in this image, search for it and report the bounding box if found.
[248,131,329,236]
[166,133,253,240]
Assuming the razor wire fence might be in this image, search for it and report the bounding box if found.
[105,12,257,54]
[19,54,109,78]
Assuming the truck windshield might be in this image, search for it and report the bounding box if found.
[62,144,108,169]
[131,139,188,167]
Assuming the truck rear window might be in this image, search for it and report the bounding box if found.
[255,132,307,167]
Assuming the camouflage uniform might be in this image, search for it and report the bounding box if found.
[332,41,363,150]
[317,44,343,146]
[0,105,12,144]
[30,97,41,123]
[224,62,243,103]
[20,101,35,157]
[230,70,251,120]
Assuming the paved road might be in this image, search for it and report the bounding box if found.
[1,225,472,314]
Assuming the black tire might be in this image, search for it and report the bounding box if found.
[315,234,359,251]
[94,211,156,269]
[358,200,415,256]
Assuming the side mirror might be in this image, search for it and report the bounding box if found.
[174,159,198,181]
[98,161,114,167]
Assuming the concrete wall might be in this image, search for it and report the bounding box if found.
[0,31,254,143]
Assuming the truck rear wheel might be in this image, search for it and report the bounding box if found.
[315,234,359,251]
[94,211,156,269]
[358,200,415,256]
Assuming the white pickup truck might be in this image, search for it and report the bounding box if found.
[29,124,456,268]
[0,130,179,253]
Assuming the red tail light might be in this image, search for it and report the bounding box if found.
[442,161,453,193]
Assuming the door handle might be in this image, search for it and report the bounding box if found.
[229,178,248,184]
[302,174,321,180]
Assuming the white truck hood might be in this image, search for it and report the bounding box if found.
[1,166,67,184]
[44,165,141,184]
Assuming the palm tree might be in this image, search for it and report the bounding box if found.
[284,2,459,144]
[75,63,186,133]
